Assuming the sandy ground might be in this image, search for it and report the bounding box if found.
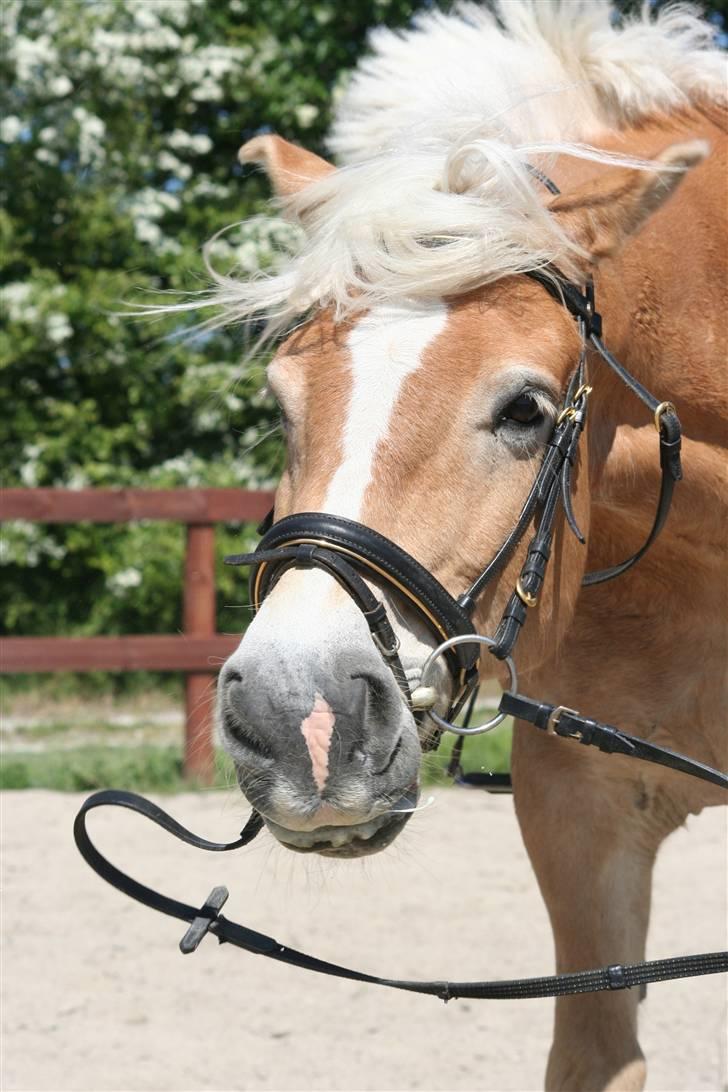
[1,788,726,1092]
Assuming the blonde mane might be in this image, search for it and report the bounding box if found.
[165,1,726,335]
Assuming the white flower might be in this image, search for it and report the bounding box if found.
[158,237,182,256]
[39,126,57,143]
[134,220,163,245]
[20,450,40,487]
[46,313,72,343]
[35,148,59,165]
[189,178,230,200]
[0,281,40,323]
[196,409,222,430]
[108,567,143,592]
[1,281,31,308]
[66,469,89,489]
[157,151,192,179]
[206,238,233,260]
[12,34,58,82]
[157,191,181,212]
[72,106,106,166]
[295,104,319,129]
[153,0,196,27]
[48,75,72,96]
[168,129,213,155]
[191,133,212,154]
[0,116,23,142]
[109,55,144,84]
[132,5,161,30]
[190,79,223,103]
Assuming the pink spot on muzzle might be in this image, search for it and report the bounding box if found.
[300,693,336,794]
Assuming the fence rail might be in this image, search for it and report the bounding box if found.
[0,487,274,780]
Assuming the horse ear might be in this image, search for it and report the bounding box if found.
[550,140,709,262]
[238,134,335,197]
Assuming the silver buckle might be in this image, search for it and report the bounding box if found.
[372,631,401,659]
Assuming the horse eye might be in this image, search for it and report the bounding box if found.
[502,393,543,426]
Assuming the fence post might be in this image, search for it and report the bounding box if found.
[183,523,216,782]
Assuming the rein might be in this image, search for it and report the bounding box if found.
[74,790,728,1001]
[74,268,727,1001]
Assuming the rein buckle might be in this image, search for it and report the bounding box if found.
[546,705,580,739]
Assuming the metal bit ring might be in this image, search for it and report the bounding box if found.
[419,634,518,736]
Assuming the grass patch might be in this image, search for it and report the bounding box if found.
[0,744,236,793]
[7,719,161,739]
[1,711,511,793]
[422,716,512,786]
[7,720,78,739]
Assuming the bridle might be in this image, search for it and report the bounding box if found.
[74,267,727,1003]
[223,270,685,749]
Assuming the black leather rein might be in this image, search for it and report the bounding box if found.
[74,790,728,1001]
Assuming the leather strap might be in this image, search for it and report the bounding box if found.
[227,512,479,678]
[225,543,411,700]
[499,693,728,791]
[526,271,683,589]
[582,335,682,586]
[487,363,589,658]
[73,790,728,1001]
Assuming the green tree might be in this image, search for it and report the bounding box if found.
[0,0,426,647]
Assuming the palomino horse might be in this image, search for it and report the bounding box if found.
[214,3,726,1089]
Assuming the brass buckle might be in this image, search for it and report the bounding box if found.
[546,705,580,738]
[556,405,577,426]
[556,386,592,428]
[653,400,676,433]
[515,577,538,608]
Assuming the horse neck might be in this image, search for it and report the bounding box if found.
[567,108,728,572]
[592,107,728,442]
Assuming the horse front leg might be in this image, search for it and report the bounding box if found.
[512,724,677,1092]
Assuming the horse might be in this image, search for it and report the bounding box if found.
[209,3,726,1088]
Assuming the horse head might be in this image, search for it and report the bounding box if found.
[218,132,704,857]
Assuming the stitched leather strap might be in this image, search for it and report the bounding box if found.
[225,543,411,700]
[499,693,728,791]
[73,790,728,1001]
[227,512,479,677]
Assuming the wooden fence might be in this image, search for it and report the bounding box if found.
[0,488,274,780]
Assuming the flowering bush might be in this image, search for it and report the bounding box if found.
[0,0,421,647]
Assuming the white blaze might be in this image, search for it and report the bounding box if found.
[323,300,448,518]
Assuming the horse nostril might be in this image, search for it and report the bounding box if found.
[221,707,274,761]
[351,670,395,722]
[374,734,403,776]
[225,669,243,686]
